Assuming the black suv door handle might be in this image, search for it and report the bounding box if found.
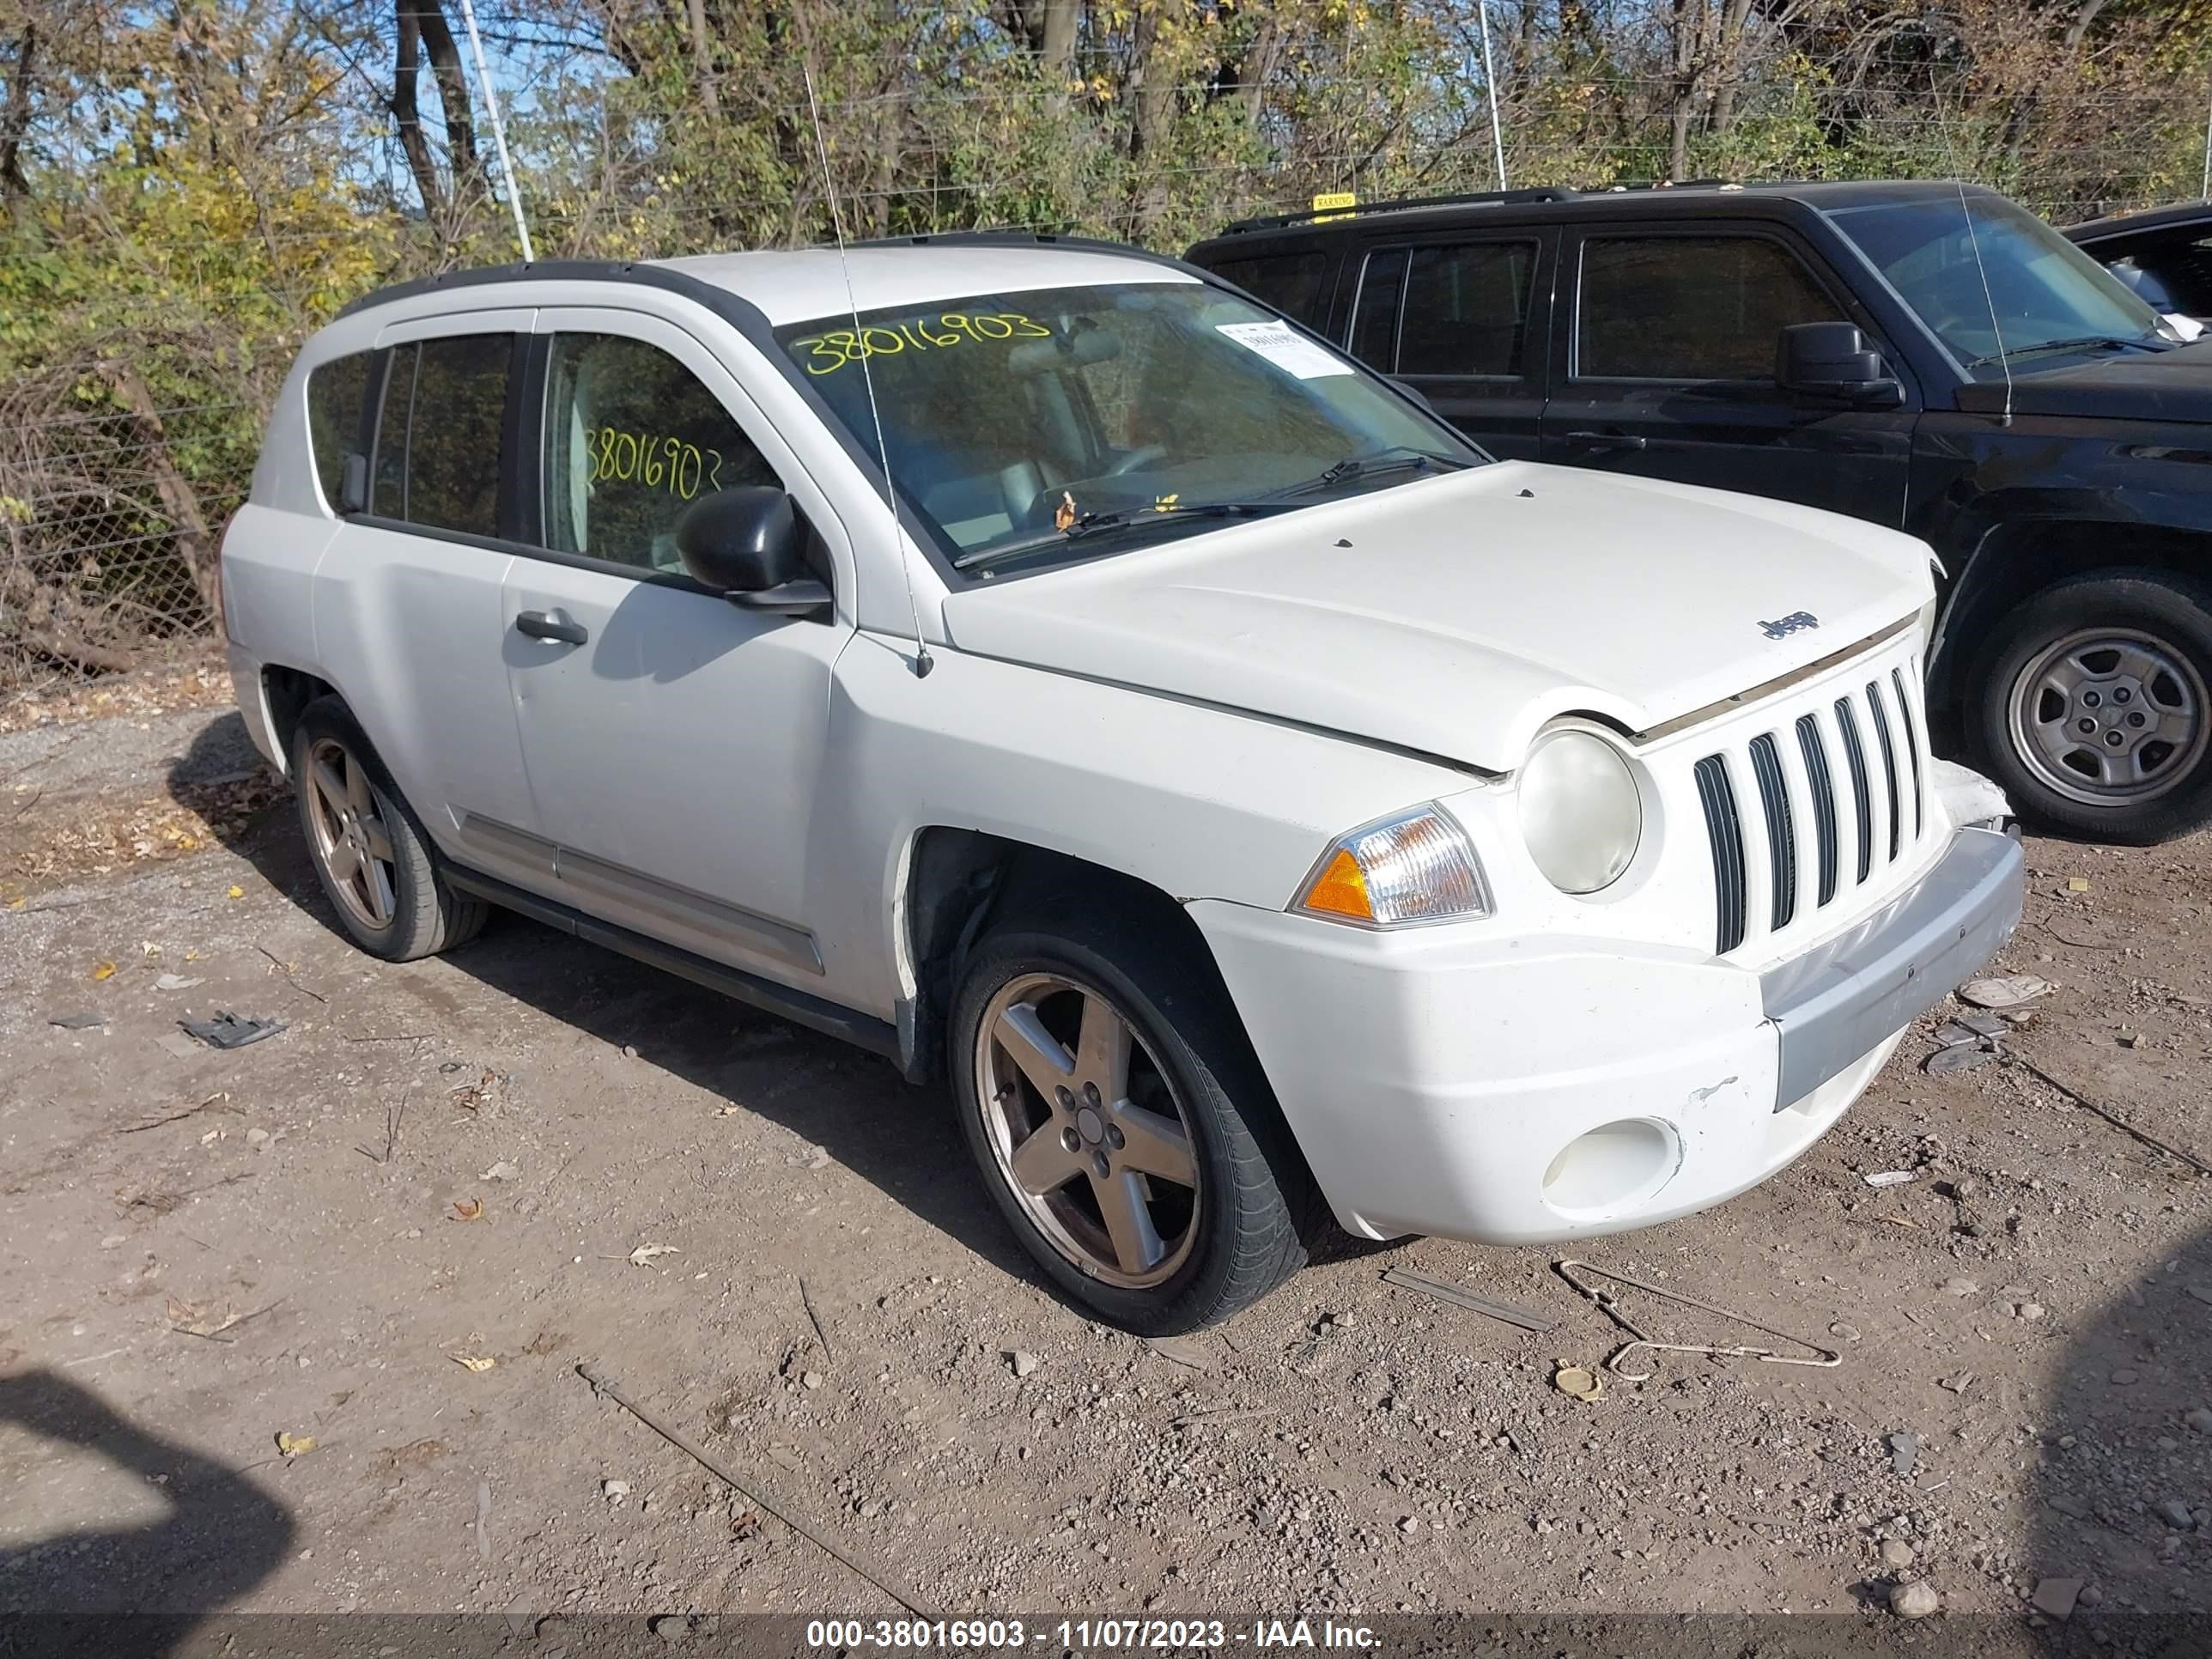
[514,611,587,645]
[1563,429,1649,453]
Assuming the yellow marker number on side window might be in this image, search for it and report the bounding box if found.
[795,313,1052,375]
[585,428,724,500]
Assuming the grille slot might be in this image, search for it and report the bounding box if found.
[1794,714,1839,906]
[1694,756,1747,955]
[1834,697,1874,884]
[1748,733,1796,929]
[1867,679,1902,863]
[1892,665,1924,838]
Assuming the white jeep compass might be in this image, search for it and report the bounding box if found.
[219,236,2023,1332]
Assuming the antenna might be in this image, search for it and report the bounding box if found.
[1476,0,1507,191]
[454,0,534,263]
[801,63,933,678]
[1955,179,2012,428]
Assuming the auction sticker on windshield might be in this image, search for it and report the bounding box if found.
[1215,319,1352,379]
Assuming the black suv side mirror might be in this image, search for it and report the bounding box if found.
[1777,322,1903,408]
[675,487,831,618]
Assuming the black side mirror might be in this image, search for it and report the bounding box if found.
[675,487,831,618]
[339,452,368,514]
[1777,322,1903,407]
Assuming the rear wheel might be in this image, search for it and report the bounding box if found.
[1971,570,2212,843]
[291,696,486,961]
[950,899,1320,1334]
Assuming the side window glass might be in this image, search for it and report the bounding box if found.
[1207,252,1333,329]
[1579,235,1842,380]
[1397,241,1538,377]
[543,333,781,574]
[306,352,372,514]
[371,345,414,519]
[405,334,510,536]
[1349,248,1408,369]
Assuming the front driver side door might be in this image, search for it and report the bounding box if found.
[501,308,853,991]
[1543,226,1917,526]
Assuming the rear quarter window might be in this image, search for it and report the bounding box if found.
[1202,251,1334,330]
[305,352,373,514]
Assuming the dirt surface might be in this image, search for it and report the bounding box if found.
[2,684,2208,1650]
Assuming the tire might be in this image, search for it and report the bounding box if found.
[1968,569,2212,844]
[289,696,487,961]
[949,896,1322,1334]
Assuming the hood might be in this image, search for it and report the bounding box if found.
[940,462,1931,773]
[1956,337,2212,422]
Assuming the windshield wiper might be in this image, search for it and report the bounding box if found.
[1279,445,1474,496]
[1968,333,2170,368]
[951,500,1297,572]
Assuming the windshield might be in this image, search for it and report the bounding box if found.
[1829,194,2170,378]
[773,282,1480,569]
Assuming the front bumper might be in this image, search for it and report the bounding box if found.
[1190,826,2023,1245]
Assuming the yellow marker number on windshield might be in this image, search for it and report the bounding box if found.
[796,313,1052,375]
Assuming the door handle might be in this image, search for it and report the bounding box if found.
[514,611,587,645]
[1563,429,1648,453]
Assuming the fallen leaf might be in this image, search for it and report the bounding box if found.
[451,1197,483,1221]
[628,1243,680,1267]
[452,1353,496,1372]
[90,961,116,981]
[227,885,245,900]
[276,1431,318,1456]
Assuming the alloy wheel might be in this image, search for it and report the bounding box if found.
[973,971,1200,1288]
[303,736,398,931]
[2008,626,2209,807]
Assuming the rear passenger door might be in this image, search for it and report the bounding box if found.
[498,308,852,989]
[1341,233,1552,459]
[1543,226,1916,523]
[309,315,546,894]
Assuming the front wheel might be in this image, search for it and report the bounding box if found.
[1970,570,2212,844]
[950,900,1320,1334]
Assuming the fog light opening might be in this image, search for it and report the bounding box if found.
[1541,1118,1682,1218]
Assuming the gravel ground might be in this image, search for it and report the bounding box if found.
[1,678,2207,1652]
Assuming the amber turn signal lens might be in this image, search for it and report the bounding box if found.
[1290,805,1491,928]
[1299,847,1373,922]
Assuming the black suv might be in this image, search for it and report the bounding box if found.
[1188,180,2212,843]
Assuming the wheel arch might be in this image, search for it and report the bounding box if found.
[897,827,1255,1091]
[260,664,340,775]
[1930,521,2212,709]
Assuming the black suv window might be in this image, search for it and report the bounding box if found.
[1397,241,1537,377]
[541,333,781,573]
[305,353,372,514]
[1578,235,1840,380]
[369,333,512,536]
[1204,251,1334,330]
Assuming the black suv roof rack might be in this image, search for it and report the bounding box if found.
[1219,186,1582,234]
[1213,179,1777,236]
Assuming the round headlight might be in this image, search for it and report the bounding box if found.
[1518,729,1642,894]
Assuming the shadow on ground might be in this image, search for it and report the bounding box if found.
[0,1369,293,1644]
[168,712,1048,1291]
[2024,1218,2209,1655]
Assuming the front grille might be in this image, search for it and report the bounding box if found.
[1692,656,1930,957]
[1694,756,1747,956]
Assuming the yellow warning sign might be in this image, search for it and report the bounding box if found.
[1310,191,1357,222]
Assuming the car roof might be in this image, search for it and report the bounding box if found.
[1188,178,2002,251]
[336,235,1199,329]
[2061,200,2212,246]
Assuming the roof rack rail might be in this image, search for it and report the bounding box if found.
[1218,185,1581,234]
